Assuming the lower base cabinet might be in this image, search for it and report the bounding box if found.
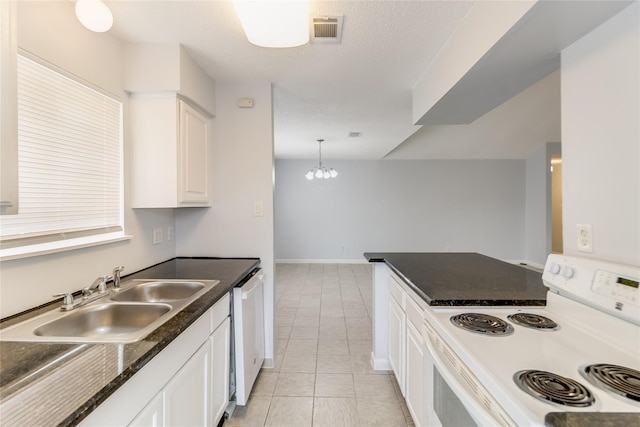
[163,339,211,426]
[387,269,428,427]
[406,319,426,426]
[210,317,231,423]
[80,294,230,427]
[129,393,163,427]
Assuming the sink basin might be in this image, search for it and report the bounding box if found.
[111,281,205,303]
[0,279,219,344]
[33,303,171,339]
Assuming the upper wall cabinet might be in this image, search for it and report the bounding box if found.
[125,43,216,208]
[131,95,211,208]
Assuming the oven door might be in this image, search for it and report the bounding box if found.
[422,319,517,427]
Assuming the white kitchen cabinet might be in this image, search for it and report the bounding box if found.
[131,95,211,208]
[387,270,428,427]
[210,317,230,424]
[388,278,406,393]
[405,303,426,426]
[164,340,211,426]
[129,393,163,427]
[0,0,18,215]
[81,294,230,427]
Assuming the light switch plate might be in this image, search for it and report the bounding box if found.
[254,201,263,217]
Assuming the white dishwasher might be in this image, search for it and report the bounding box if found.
[232,269,265,406]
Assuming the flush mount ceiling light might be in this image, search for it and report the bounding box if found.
[305,139,338,180]
[233,0,310,48]
[75,0,113,33]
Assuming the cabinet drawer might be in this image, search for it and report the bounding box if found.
[388,274,405,309]
[211,293,230,332]
[405,294,424,330]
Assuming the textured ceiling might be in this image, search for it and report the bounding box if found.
[107,0,486,160]
[105,0,565,161]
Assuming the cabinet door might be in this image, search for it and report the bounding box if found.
[0,1,18,215]
[388,297,405,393]
[164,340,210,426]
[129,393,163,427]
[406,320,426,427]
[178,100,210,205]
[210,316,230,426]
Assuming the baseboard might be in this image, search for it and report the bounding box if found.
[262,358,274,369]
[276,258,369,264]
[371,352,391,371]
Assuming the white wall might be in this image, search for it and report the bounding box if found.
[525,142,561,266]
[0,1,176,318]
[561,2,639,266]
[275,159,526,262]
[176,82,275,363]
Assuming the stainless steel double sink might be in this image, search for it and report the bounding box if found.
[0,280,220,344]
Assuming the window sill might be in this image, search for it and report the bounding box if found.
[0,233,133,262]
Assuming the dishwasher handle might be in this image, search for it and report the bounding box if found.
[240,272,264,300]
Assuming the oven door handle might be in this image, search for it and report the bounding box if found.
[422,320,517,427]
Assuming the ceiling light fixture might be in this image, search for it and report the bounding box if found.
[233,0,310,48]
[75,0,113,33]
[305,139,338,180]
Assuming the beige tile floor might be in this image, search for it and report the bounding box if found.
[227,263,415,427]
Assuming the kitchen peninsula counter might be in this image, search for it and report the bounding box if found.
[0,257,260,427]
[365,252,547,306]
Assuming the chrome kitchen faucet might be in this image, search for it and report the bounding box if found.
[53,266,125,311]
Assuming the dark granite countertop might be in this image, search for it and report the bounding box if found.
[0,257,260,427]
[545,412,640,427]
[364,252,547,306]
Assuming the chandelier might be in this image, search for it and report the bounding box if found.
[305,139,338,180]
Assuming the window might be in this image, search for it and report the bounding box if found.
[0,53,123,252]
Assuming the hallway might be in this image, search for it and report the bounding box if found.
[227,263,414,426]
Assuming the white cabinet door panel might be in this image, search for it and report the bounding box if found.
[210,316,230,425]
[406,320,426,426]
[129,393,163,427]
[179,100,209,204]
[388,296,405,394]
[163,340,210,426]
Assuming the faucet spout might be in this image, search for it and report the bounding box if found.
[83,275,109,297]
[112,266,125,289]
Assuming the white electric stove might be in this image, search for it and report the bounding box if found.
[422,254,640,426]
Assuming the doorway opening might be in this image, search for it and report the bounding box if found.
[550,157,563,253]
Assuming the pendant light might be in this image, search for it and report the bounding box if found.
[305,139,338,180]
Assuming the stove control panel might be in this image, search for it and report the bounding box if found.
[592,269,639,305]
[543,254,640,325]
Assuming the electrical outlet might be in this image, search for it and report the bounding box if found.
[576,224,593,253]
[167,226,174,241]
[153,228,163,245]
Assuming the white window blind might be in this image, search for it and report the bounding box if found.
[0,54,123,249]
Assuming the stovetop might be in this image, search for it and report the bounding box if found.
[425,295,640,425]
[423,255,640,426]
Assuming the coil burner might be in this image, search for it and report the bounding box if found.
[582,364,640,403]
[507,313,558,330]
[514,370,595,407]
[450,313,514,336]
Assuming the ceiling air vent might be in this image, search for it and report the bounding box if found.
[310,15,343,44]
